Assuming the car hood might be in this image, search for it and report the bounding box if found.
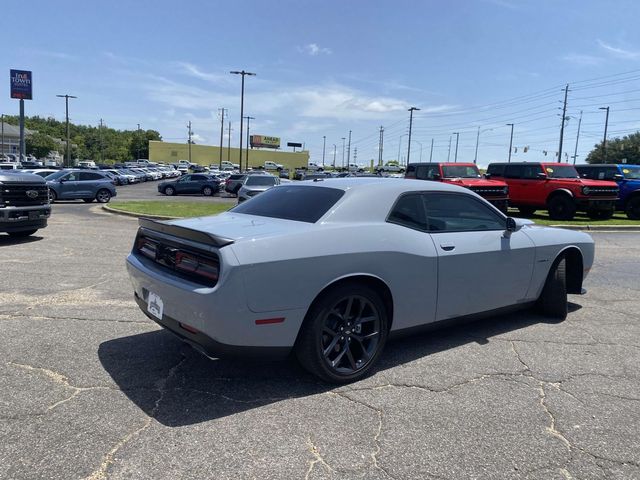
[1,172,46,183]
[443,178,507,187]
[168,212,309,242]
[549,178,618,187]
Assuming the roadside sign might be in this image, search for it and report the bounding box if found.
[10,70,32,100]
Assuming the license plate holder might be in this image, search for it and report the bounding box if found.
[147,292,164,320]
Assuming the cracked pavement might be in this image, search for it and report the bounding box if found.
[0,201,639,479]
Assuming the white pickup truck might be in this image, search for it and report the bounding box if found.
[264,161,284,171]
[220,160,240,171]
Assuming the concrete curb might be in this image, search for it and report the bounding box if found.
[549,224,640,232]
[101,204,178,220]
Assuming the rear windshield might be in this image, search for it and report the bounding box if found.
[544,165,579,179]
[231,185,344,223]
[245,176,278,186]
[442,165,481,178]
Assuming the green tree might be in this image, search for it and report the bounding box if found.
[586,132,640,164]
[25,131,60,158]
[128,129,162,160]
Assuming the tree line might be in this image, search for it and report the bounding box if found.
[3,115,161,163]
[586,132,640,164]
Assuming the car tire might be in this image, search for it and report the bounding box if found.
[625,196,640,220]
[164,186,176,196]
[518,206,536,216]
[8,229,38,238]
[587,208,614,220]
[295,282,389,384]
[82,198,94,203]
[547,195,576,221]
[202,186,214,196]
[48,190,57,203]
[95,189,112,203]
[535,256,568,322]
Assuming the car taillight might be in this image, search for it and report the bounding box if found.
[175,251,219,282]
[136,236,159,259]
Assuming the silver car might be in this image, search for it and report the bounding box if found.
[237,174,280,203]
[126,178,594,383]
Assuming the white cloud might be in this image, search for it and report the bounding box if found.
[177,62,226,83]
[562,53,604,66]
[597,40,640,59]
[297,43,332,56]
[191,133,207,143]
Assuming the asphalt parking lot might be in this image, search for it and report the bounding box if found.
[114,178,237,203]
[1,202,639,480]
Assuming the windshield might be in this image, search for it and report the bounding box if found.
[544,165,579,179]
[441,165,481,178]
[232,185,344,223]
[621,166,640,179]
[45,170,67,180]
[246,176,278,186]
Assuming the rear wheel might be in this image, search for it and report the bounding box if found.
[202,186,214,196]
[626,196,640,220]
[8,229,38,238]
[96,189,111,203]
[518,206,536,216]
[164,186,176,196]
[547,195,576,221]
[295,282,388,383]
[536,257,567,322]
[587,208,614,220]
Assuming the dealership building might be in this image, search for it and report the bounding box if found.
[149,135,310,171]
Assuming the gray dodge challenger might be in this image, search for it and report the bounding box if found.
[126,178,594,383]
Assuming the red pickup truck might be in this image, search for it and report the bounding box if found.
[405,162,509,212]
[486,162,618,220]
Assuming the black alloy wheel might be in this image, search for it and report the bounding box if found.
[547,195,576,221]
[296,283,388,383]
[626,197,640,220]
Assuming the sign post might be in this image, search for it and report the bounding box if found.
[10,70,33,161]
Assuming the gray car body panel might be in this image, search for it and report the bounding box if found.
[126,178,595,352]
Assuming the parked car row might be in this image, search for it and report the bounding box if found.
[45,169,117,203]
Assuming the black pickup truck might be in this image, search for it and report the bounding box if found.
[0,171,51,237]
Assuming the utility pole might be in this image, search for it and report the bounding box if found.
[452,132,460,163]
[378,126,384,166]
[56,94,77,167]
[406,107,420,165]
[333,144,337,167]
[507,123,514,162]
[599,106,610,161]
[347,130,352,165]
[572,110,583,165]
[474,126,480,164]
[227,122,232,162]
[558,84,569,165]
[244,116,254,168]
[1,114,5,158]
[218,108,226,169]
[99,118,104,163]
[447,136,452,162]
[187,121,192,163]
[322,135,326,167]
[429,138,434,162]
[137,123,142,160]
[341,137,346,169]
[230,70,256,171]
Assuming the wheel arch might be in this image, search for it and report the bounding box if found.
[556,246,584,294]
[546,188,573,205]
[622,189,640,208]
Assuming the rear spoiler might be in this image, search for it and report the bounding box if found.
[138,218,234,248]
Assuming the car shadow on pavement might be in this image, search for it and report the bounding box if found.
[0,234,43,246]
[98,307,577,427]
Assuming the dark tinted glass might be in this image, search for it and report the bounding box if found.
[246,176,278,186]
[576,166,619,180]
[415,164,441,180]
[442,165,481,178]
[231,186,344,223]
[543,165,578,179]
[80,172,104,180]
[504,165,523,179]
[425,193,505,232]
[522,164,542,179]
[191,175,208,181]
[486,164,505,177]
[387,194,427,231]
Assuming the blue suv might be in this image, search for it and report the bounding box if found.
[46,169,117,203]
[575,164,640,219]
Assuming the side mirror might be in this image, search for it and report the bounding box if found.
[432,173,441,180]
[537,172,548,180]
[484,173,492,179]
[505,217,517,232]
[614,174,624,181]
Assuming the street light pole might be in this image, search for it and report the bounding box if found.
[506,123,514,163]
[452,132,460,163]
[1,114,4,158]
[572,110,583,165]
[230,70,256,171]
[347,130,352,165]
[341,137,346,169]
[429,138,434,162]
[187,121,192,164]
[322,135,326,167]
[599,106,610,161]
[406,107,420,166]
[137,123,142,160]
[56,94,77,167]
[474,127,480,164]
[447,136,451,162]
[244,116,254,168]
[333,144,337,168]
[227,122,232,162]
[218,108,226,169]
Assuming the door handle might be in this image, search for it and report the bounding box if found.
[440,244,455,251]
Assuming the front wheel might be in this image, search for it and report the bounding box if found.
[202,186,214,196]
[295,282,388,383]
[626,196,640,220]
[8,229,38,238]
[164,186,176,196]
[547,195,576,221]
[536,257,567,322]
[48,190,57,203]
[95,189,112,203]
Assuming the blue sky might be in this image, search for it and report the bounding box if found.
[3,0,640,167]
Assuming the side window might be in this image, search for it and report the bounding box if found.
[64,172,79,181]
[415,165,440,180]
[577,168,594,179]
[487,164,504,177]
[522,164,542,179]
[179,175,191,182]
[504,165,523,179]
[387,194,428,231]
[79,172,102,181]
[424,193,506,232]
[192,175,207,181]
